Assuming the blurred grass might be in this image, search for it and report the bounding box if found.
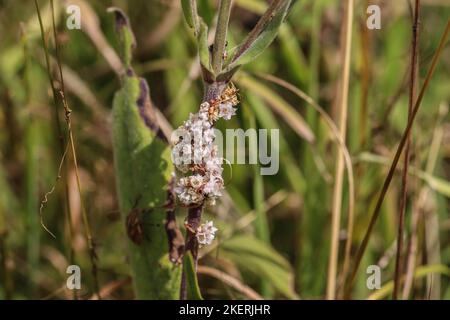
[0,0,449,300]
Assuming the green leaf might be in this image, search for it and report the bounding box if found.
[278,25,309,87]
[107,7,136,68]
[111,9,181,299]
[183,252,204,300]
[222,0,291,74]
[221,234,298,299]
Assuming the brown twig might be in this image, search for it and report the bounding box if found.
[393,0,421,300]
[36,0,101,299]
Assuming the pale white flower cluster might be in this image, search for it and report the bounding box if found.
[196,220,218,246]
[171,89,238,207]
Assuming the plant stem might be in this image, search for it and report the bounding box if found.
[49,0,78,299]
[393,0,421,300]
[35,1,78,296]
[345,19,450,298]
[327,0,353,300]
[47,0,101,298]
[191,0,200,34]
[212,0,232,74]
[180,65,230,299]
[180,205,203,299]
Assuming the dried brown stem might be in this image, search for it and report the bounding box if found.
[393,0,421,300]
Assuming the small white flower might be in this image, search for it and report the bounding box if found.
[188,189,204,204]
[178,191,191,205]
[196,220,218,246]
[200,102,210,113]
[203,175,223,197]
[219,102,236,120]
[203,128,215,144]
[189,175,204,189]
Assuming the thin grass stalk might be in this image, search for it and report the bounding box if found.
[36,0,101,299]
[393,0,421,300]
[51,0,100,299]
[339,2,372,298]
[49,0,78,299]
[327,0,354,300]
[52,23,101,303]
[345,19,450,297]
[35,0,75,276]
[34,0,71,241]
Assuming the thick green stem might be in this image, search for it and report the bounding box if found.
[180,205,203,299]
[212,0,232,74]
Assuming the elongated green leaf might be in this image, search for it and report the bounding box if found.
[110,9,181,299]
[183,252,204,300]
[278,25,309,87]
[223,0,291,74]
[229,0,308,87]
[221,234,298,299]
[107,7,136,67]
